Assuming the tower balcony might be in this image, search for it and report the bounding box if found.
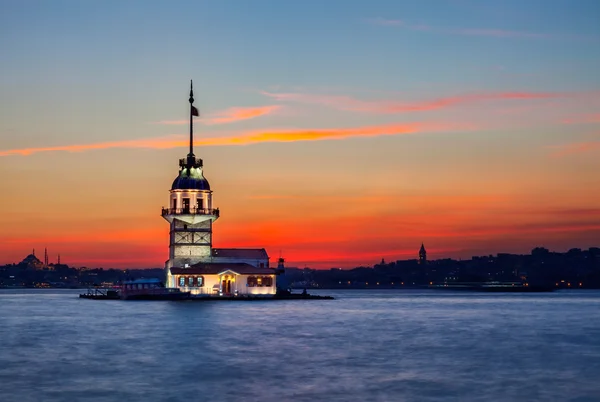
[162,207,219,217]
[161,207,220,224]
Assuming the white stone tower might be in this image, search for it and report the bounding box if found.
[162,81,219,287]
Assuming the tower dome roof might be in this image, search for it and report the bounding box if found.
[171,166,210,190]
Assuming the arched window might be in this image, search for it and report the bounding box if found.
[179,277,185,287]
[188,277,194,287]
[197,276,204,287]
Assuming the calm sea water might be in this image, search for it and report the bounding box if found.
[1,289,599,402]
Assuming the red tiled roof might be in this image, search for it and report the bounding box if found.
[211,248,269,259]
[170,262,275,276]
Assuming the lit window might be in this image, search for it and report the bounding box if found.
[247,276,256,287]
[257,277,263,287]
[198,276,204,287]
[179,277,185,287]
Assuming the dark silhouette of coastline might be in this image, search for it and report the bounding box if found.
[292,247,600,290]
[1,246,599,289]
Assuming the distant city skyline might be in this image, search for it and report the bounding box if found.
[1,0,599,268]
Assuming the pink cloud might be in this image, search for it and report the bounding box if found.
[261,90,560,114]
[561,113,600,124]
[203,105,281,125]
[153,105,280,126]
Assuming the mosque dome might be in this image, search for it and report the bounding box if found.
[21,254,41,265]
[171,166,211,191]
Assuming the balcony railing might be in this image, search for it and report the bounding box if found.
[161,207,219,217]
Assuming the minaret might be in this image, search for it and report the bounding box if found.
[419,243,427,265]
[161,81,219,287]
[44,248,48,268]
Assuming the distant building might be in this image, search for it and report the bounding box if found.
[19,249,43,270]
[161,82,276,296]
[419,243,427,265]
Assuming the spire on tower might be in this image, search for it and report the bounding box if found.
[419,243,427,264]
[187,80,200,166]
[189,80,194,158]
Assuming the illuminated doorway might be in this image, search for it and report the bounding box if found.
[221,275,233,295]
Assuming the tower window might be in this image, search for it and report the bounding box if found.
[197,198,203,211]
[182,198,190,213]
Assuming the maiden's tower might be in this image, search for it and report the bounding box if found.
[160,82,277,297]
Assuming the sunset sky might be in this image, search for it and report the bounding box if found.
[1,0,600,269]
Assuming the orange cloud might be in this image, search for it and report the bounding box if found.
[153,105,280,126]
[0,135,188,156]
[261,91,559,114]
[0,122,469,157]
[548,140,600,157]
[217,123,423,144]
